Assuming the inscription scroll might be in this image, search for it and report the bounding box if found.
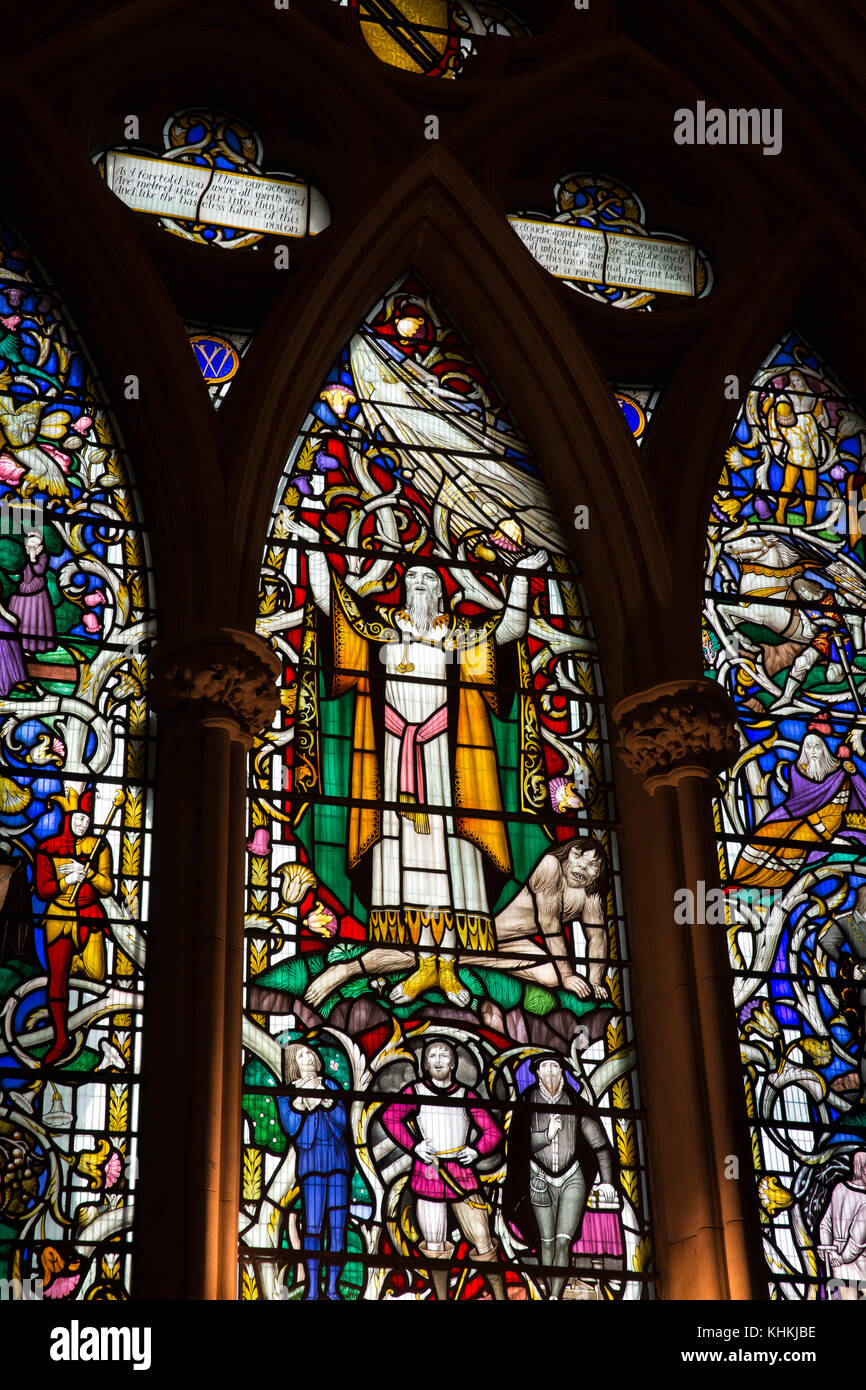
[508,217,696,297]
[103,152,311,238]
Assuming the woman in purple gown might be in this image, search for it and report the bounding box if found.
[0,598,27,696]
[8,531,55,655]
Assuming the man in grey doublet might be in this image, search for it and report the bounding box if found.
[526,1056,617,1299]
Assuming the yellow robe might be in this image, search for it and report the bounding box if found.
[330,577,511,949]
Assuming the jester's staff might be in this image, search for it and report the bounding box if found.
[67,789,124,905]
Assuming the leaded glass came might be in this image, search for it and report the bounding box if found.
[96,108,330,250]
[0,219,154,1301]
[509,173,712,310]
[329,1,529,77]
[613,386,660,446]
[187,326,251,408]
[704,333,866,1298]
[241,271,652,1302]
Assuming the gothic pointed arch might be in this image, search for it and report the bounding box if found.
[4,88,222,635]
[239,265,654,1302]
[666,228,866,683]
[226,148,673,696]
[0,212,156,1302]
[9,0,864,1312]
[704,326,866,1297]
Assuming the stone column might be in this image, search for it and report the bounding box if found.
[133,629,281,1300]
[612,678,766,1300]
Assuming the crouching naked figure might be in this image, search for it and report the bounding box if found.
[305,837,611,1009]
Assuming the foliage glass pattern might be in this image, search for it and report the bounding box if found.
[0,220,154,1301]
[241,272,651,1302]
[704,333,866,1298]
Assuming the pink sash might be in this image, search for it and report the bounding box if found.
[385,703,448,803]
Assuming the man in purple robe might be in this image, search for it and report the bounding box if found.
[733,726,866,889]
[0,599,27,697]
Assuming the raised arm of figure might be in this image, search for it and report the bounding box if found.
[529,854,589,996]
[495,548,547,645]
[305,547,332,618]
[582,893,610,998]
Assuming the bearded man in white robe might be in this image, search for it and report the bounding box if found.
[303,553,544,1007]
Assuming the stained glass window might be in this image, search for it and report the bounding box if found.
[0,220,154,1301]
[96,108,330,250]
[613,387,660,447]
[241,271,652,1302]
[186,325,251,408]
[329,1,529,77]
[704,333,866,1298]
[508,174,712,310]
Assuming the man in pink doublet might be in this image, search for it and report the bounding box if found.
[382,1039,506,1299]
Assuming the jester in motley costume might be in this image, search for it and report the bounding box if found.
[36,789,116,1066]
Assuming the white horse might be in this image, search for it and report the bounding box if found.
[716,532,852,709]
[717,533,819,636]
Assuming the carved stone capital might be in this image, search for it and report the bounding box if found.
[149,628,282,741]
[612,679,740,793]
